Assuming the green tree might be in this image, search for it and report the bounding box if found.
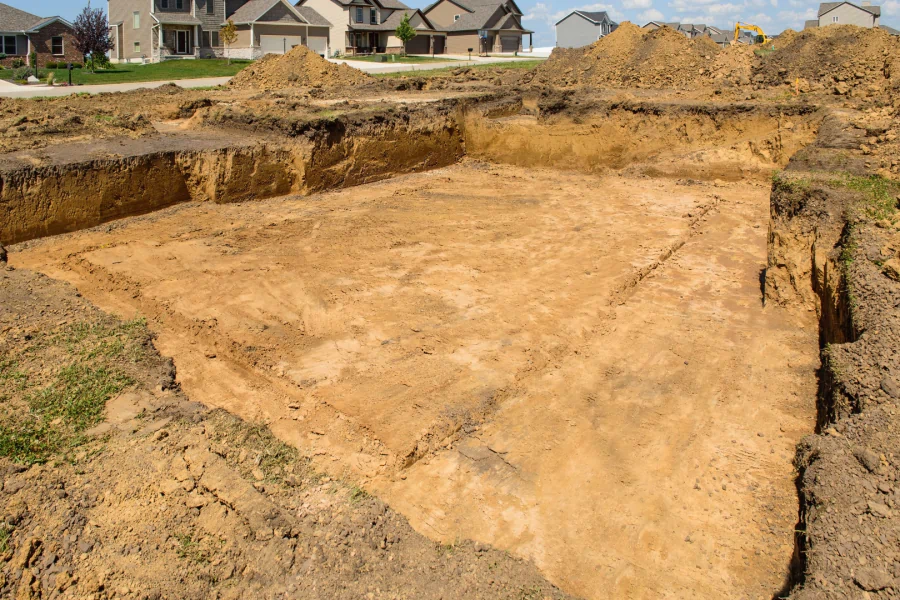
[394,13,416,56]
[220,20,238,65]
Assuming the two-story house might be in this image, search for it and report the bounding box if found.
[0,2,79,68]
[108,0,331,63]
[295,0,443,56]
[423,0,533,55]
[803,1,882,29]
[555,10,617,48]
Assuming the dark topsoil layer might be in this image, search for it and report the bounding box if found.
[0,267,575,600]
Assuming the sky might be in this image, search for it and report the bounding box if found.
[12,0,900,49]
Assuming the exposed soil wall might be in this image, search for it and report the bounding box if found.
[766,113,900,598]
[464,98,821,180]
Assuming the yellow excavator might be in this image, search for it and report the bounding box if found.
[733,22,771,45]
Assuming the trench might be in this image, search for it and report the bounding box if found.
[5,97,830,600]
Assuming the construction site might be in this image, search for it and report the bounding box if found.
[1,22,900,600]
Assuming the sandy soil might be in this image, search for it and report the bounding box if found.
[11,161,819,599]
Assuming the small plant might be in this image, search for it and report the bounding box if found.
[220,20,238,65]
[46,72,55,85]
[11,58,24,68]
[828,172,900,220]
[394,13,416,56]
[175,533,209,563]
[0,523,12,554]
[348,485,369,504]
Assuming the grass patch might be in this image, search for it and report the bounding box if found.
[0,318,149,464]
[1,59,252,86]
[175,532,210,563]
[374,59,544,79]
[771,170,811,193]
[348,485,369,504]
[828,173,900,220]
[0,523,12,554]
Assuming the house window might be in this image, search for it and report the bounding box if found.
[356,7,363,22]
[2,35,16,55]
[134,41,141,53]
[370,8,377,24]
[454,14,460,21]
[207,0,214,14]
[207,30,220,47]
[176,0,184,9]
[133,11,140,28]
[832,15,839,22]
[161,0,168,7]
[51,36,63,55]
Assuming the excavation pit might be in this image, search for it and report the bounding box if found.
[6,98,824,599]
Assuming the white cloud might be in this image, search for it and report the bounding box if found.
[623,0,653,8]
[638,7,665,21]
[883,0,900,15]
[776,7,817,26]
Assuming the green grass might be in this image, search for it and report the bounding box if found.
[374,58,545,79]
[1,59,252,86]
[828,173,900,220]
[0,523,11,554]
[342,55,457,63]
[175,532,210,563]
[0,318,148,464]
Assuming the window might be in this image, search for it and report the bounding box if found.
[832,15,839,22]
[133,11,140,28]
[161,0,168,7]
[207,0,214,14]
[356,7,363,22]
[51,36,63,55]
[370,8,377,24]
[2,35,16,55]
[176,0,184,9]
[454,14,460,21]
[207,30,220,47]
[134,41,141,53]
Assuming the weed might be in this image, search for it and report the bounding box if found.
[0,523,12,554]
[348,485,369,504]
[828,173,900,220]
[175,532,209,563]
[519,586,543,600]
[771,170,810,193]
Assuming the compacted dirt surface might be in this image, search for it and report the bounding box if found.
[4,22,900,600]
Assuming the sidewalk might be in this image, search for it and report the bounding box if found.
[328,54,543,74]
[0,76,233,99]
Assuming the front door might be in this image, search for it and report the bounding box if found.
[176,30,189,54]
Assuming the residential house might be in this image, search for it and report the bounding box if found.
[555,10,617,48]
[804,2,880,28]
[423,0,533,55]
[295,0,443,56]
[0,2,79,68]
[643,21,725,40]
[108,0,331,63]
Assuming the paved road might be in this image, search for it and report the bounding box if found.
[0,54,545,98]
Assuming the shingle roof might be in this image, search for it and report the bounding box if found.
[818,1,880,17]
[0,2,44,32]
[434,0,529,32]
[880,24,899,34]
[350,8,435,31]
[229,0,296,23]
[314,0,411,7]
[556,10,613,26]
[152,12,203,24]
[294,5,331,26]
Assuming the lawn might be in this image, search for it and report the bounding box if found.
[2,59,252,85]
[341,55,457,63]
[374,58,545,78]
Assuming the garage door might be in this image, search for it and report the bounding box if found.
[433,36,445,54]
[405,35,430,55]
[501,36,520,52]
[307,36,327,56]
[259,35,303,55]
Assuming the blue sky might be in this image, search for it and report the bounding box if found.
[12,0,900,49]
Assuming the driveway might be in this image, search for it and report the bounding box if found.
[0,76,233,99]
[328,54,543,74]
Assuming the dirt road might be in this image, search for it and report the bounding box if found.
[12,161,818,598]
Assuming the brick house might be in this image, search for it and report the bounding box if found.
[0,2,80,68]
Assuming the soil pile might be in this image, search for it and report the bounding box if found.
[755,25,900,96]
[229,45,370,91]
[531,22,752,89]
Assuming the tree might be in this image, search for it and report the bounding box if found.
[220,20,238,65]
[73,2,113,73]
[394,13,416,56]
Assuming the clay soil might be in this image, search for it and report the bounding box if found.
[9,159,820,599]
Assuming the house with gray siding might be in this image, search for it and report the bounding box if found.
[804,1,881,28]
[555,11,617,48]
[108,0,331,63]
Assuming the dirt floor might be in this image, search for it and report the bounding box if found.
[9,160,820,599]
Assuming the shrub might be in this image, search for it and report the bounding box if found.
[46,61,58,69]
[72,62,83,69]
[11,66,31,80]
[11,58,24,68]
[0,53,6,60]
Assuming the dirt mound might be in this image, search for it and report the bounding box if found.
[531,22,751,89]
[229,45,370,91]
[755,25,900,96]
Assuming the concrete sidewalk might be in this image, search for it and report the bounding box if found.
[0,76,233,98]
[329,54,543,74]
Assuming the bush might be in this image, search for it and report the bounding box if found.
[0,53,6,60]
[11,58,24,68]
[46,61,58,69]
[90,51,111,70]
[11,66,31,80]
[71,62,83,69]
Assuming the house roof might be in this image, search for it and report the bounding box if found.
[432,0,531,33]
[294,5,331,26]
[350,8,437,31]
[307,0,411,8]
[818,1,881,17]
[556,10,613,26]
[152,12,203,24]
[880,24,899,34]
[0,2,69,33]
[228,0,310,24]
